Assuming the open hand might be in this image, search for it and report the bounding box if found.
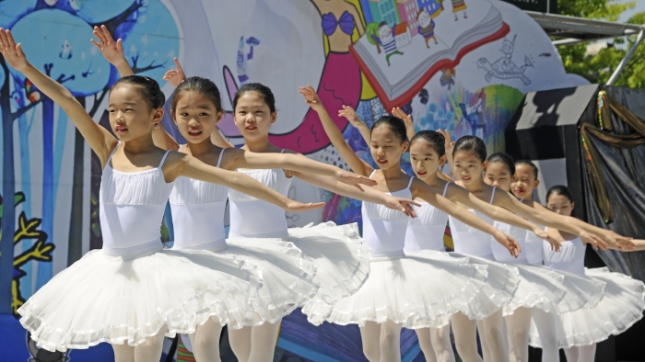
[163,58,186,88]
[0,29,28,71]
[580,231,609,251]
[535,228,561,252]
[284,200,326,213]
[338,105,365,129]
[298,85,324,110]
[494,231,521,258]
[608,231,635,251]
[90,25,127,67]
[335,169,378,191]
[383,196,420,218]
[392,107,414,135]
[437,129,455,156]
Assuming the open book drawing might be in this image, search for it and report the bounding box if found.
[350,0,509,110]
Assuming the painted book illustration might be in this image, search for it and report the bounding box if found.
[350,0,509,110]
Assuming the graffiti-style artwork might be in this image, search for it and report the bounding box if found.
[477,34,534,85]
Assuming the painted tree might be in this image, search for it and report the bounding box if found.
[366,22,381,53]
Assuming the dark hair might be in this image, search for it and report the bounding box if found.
[113,75,165,109]
[233,83,276,113]
[453,135,487,162]
[379,21,388,29]
[516,159,538,179]
[172,76,222,113]
[487,152,515,175]
[410,130,445,156]
[371,115,408,143]
[546,185,572,203]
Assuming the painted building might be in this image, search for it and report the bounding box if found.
[394,22,412,47]
[397,0,419,36]
[417,0,443,18]
[370,0,400,26]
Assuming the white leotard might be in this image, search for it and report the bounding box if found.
[99,144,173,257]
[543,231,586,275]
[404,182,451,253]
[362,172,414,258]
[228,150,292,239]
[448,187,496,259]
[169,148,228,251]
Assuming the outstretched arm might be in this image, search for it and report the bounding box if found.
[448,184,560,251]
[299,85,374,176]
[533,202,633,250]
[227,148,376,190]
[391,107,416,142]
[1,29,117,164]
[412,179,520,257]
[166,152,324,213]
[91,25,134,77]
[495,191,608,250]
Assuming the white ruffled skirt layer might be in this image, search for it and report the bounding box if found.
[283,222,370,305]
[502,263,606,316]
[18,248,261,352]
[529,267,645,348]
[193,237,320,327]
[302,250,520,329]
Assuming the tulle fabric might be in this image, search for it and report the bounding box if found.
[198,237,320,327]
[285,222,371,305]
[302,250,519,329]
[19,248,261,352]
[529,267,645,348]
[502,263,606,316]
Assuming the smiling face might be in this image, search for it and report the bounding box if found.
[484,161,513,191]
[511,163,539,199]
[409,139,445,182]
[453,150,485,185]
[379,24,393,41]
[172,90,222,144]
[234,91,276,142]
[546,193,574,216]
[108,84,162,141]
[418,11,431,27]
[369,124,407,171]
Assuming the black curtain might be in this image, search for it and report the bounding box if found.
[579,86,645,280]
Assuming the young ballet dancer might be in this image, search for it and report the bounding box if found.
[343,108,564,360]
[510,164,644,361]
[483,153,611,362]
[299,86,532,362]
[90,27,418,362]
[0,29,329,361]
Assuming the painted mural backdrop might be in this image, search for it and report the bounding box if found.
[0,0,587,360]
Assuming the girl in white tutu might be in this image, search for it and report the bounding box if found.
[299,87,529,362]
[482,153,613,362]
[91,33,417,361]
[437,133,622,362]
[339,108,557,362]
[511,163,644,361]
[0,29,325,361]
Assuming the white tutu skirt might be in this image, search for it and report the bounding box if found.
[18,248,261,352]
[302,250,519,329]
[502,263,606,315]
[199,237,319,327]
[529,267,645,348]
[285,222,370,304]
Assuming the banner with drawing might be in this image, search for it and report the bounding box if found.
[0,0,587,360]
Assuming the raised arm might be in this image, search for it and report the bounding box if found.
[495,190,608,250]
[166,152,324,212]
[226,148,376,190]
[411,179,520,257]
[341,105,372,145]
[91,25,134,77]
[1,29,117,164]
[437,129,458,179]
[391,107,416,142]
[299,85,373,176]
[448,184,560,250]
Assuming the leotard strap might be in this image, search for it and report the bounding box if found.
[442,182,451,197]
[489,187,497,204]
[158,150,171,168]
[216,148,226,168]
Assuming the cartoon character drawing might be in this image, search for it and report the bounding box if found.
[417,9,437,48]
[477,35,534,85]
[236,36,260,85]
[451,0,467,20]
[440,68,456,89]
[27,332,70,362]
[371,22,404,66]
[459,102,485,140]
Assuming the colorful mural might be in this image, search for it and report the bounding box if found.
[0,0,589,360]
